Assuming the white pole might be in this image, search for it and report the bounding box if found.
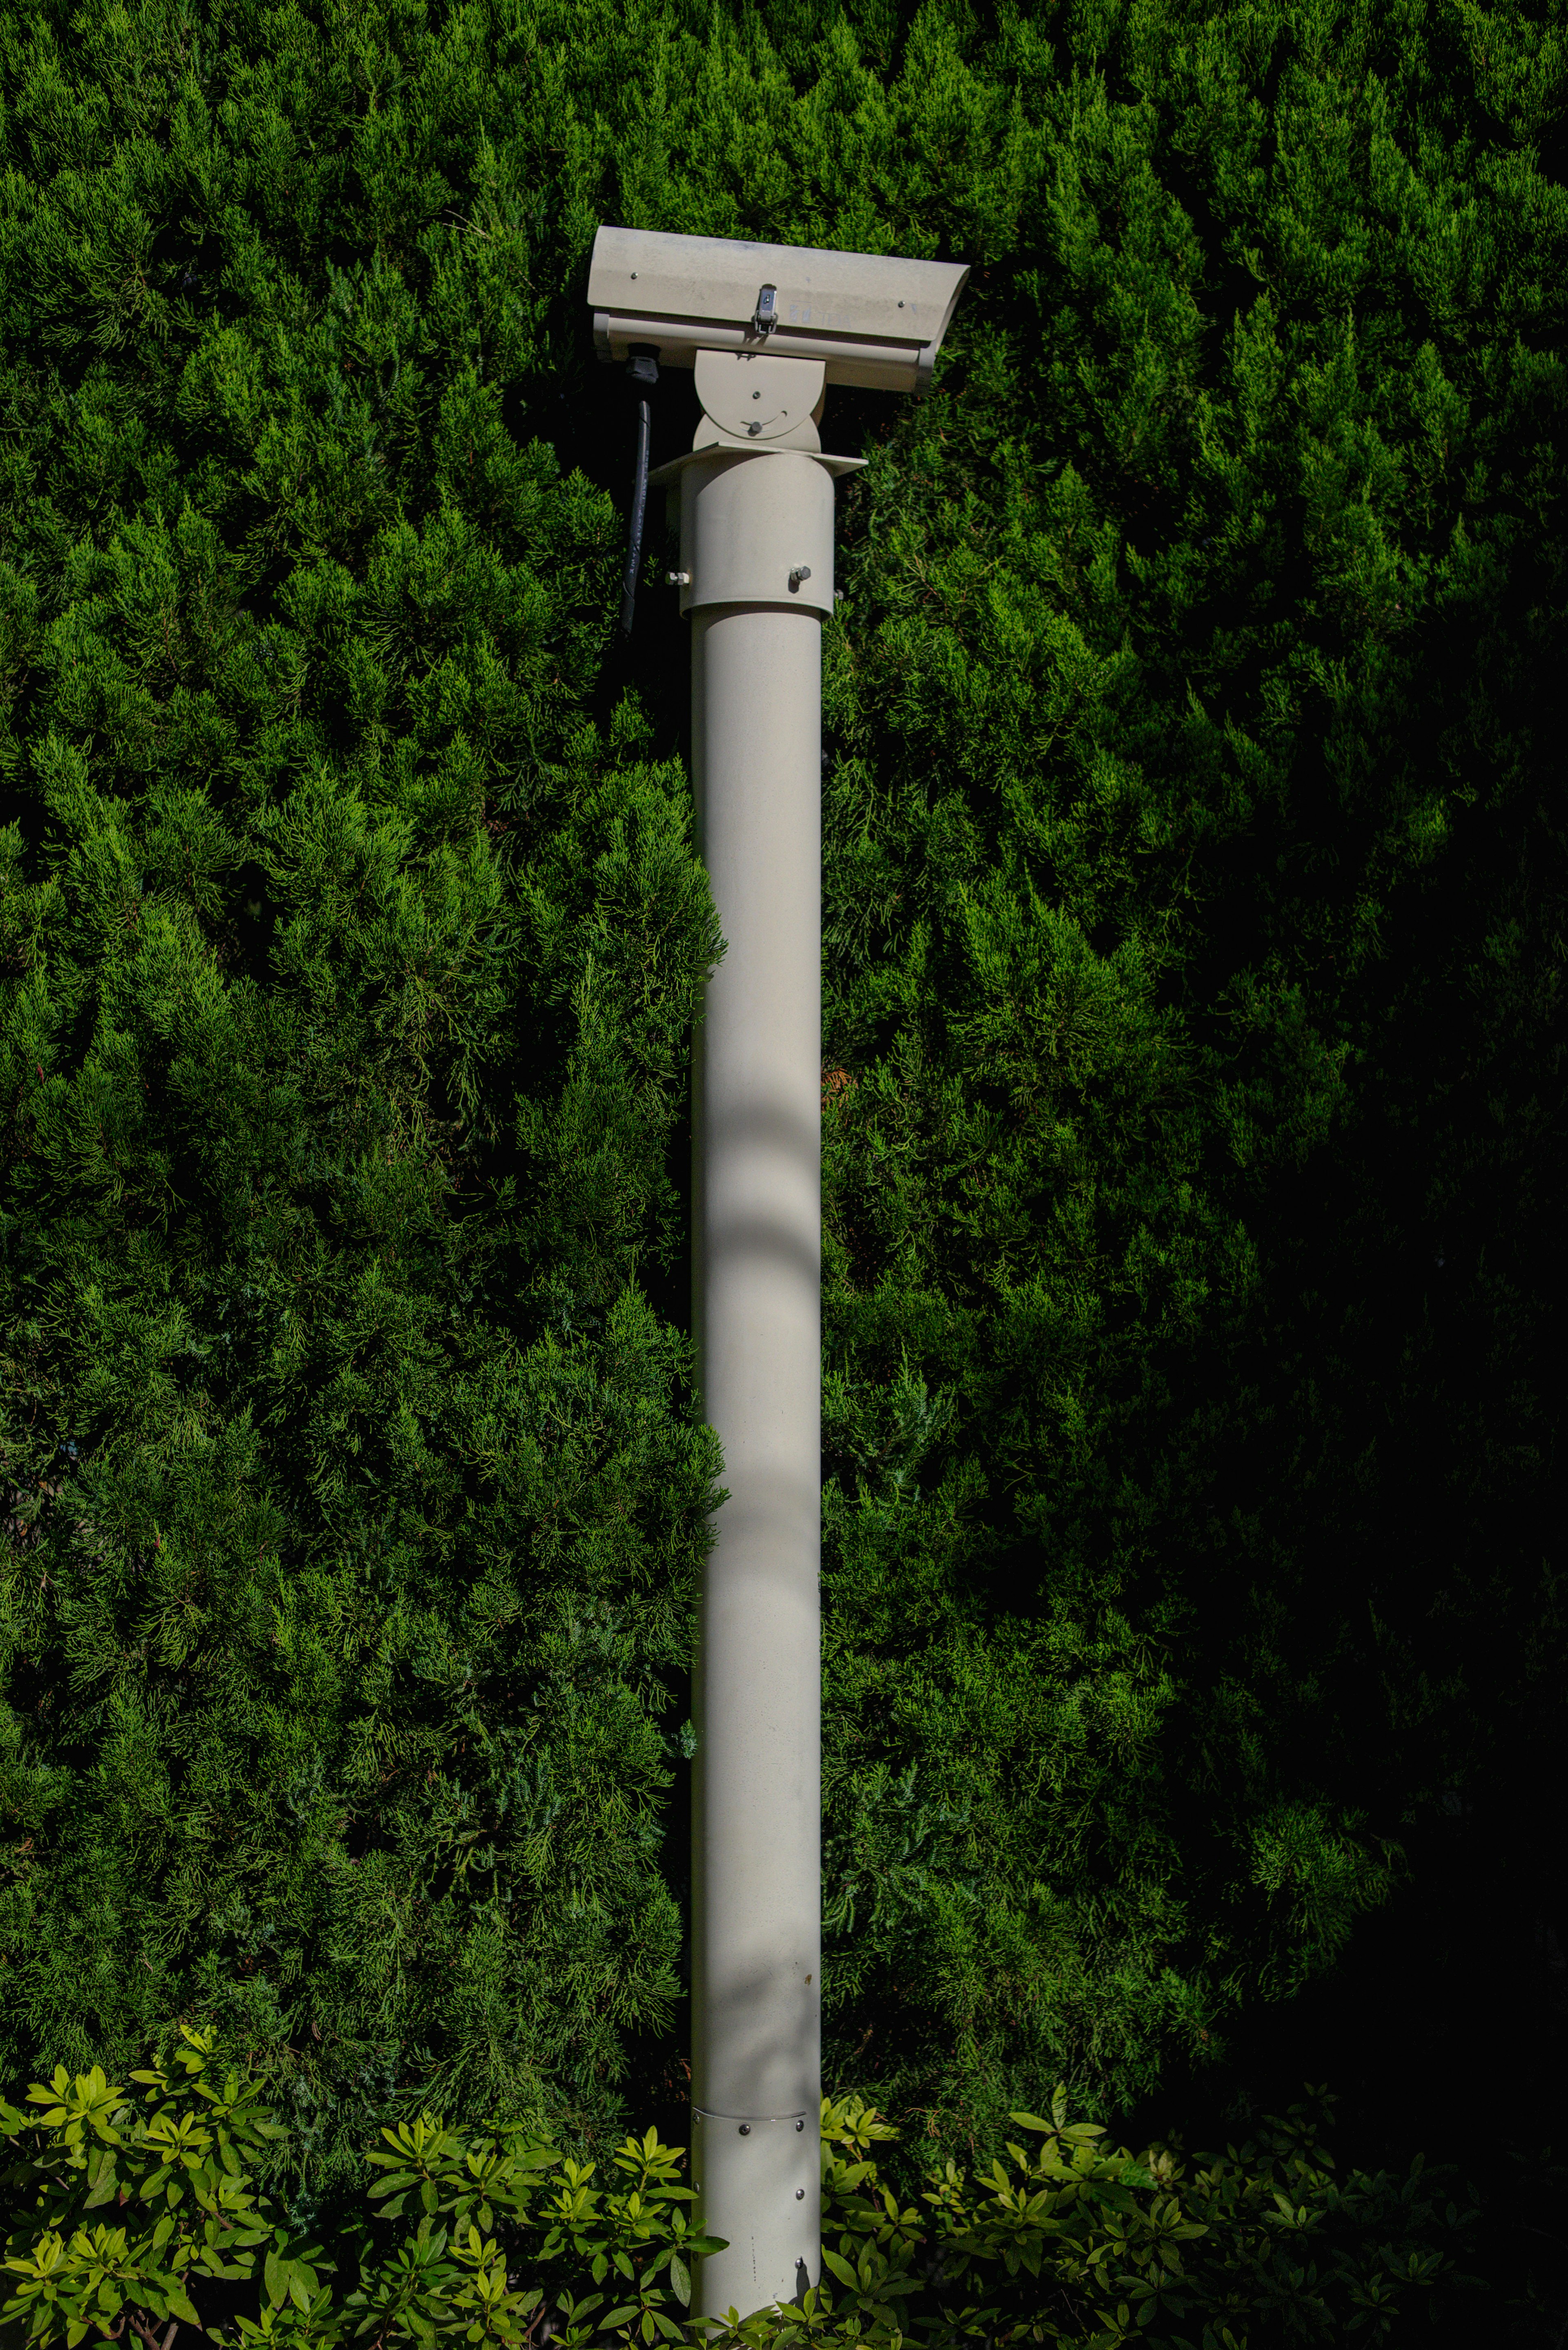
[683,450,835,2319]
[588,225,964,2324]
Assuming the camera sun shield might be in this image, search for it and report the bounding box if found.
[589,225,969,395]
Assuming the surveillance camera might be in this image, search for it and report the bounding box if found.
[589,226,969,396]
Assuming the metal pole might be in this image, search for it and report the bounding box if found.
[684,452,833,2320]
[590,223,964,2324]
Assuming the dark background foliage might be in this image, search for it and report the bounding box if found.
[0,0,1563,2256]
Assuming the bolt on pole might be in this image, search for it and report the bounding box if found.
[588,227,967,2324]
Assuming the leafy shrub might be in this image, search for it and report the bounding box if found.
[0,2032,1474,2350]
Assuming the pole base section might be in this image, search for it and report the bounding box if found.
[692,2109,817,2320]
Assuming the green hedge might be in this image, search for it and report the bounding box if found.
[0,2031,1476,2350]
[1,0,1564,2175]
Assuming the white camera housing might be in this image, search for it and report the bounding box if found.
[590,225,969,395]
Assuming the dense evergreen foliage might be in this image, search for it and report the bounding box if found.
[0,0,1563,2196]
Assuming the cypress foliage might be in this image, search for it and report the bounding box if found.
[815,0,1568,2149]
[1,0,1564,2177]
[0,0,725,2169]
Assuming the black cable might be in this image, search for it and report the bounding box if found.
[619,347,659,638]
[619,397,651,637]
